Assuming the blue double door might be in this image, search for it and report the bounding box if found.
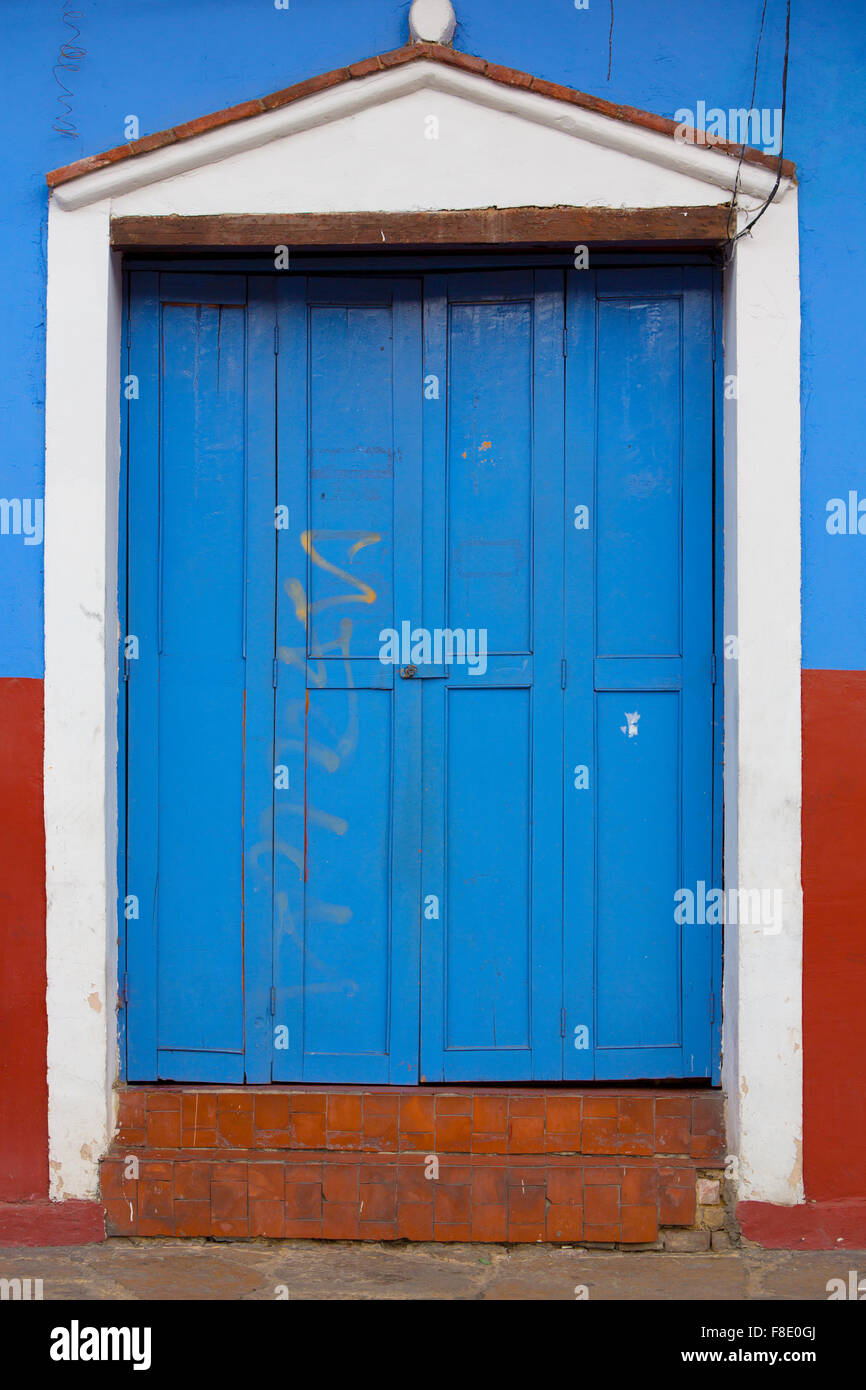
[123,266,718,1084]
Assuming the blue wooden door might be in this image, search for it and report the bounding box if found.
[123,264,719,1084]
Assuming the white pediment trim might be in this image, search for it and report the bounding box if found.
[52,61,790,212]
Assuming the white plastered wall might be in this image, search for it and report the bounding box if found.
[722,194,803,1203]
[44,202,121,1199]
[44,60,802,1204]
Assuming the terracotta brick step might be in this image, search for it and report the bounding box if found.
[100,1147,712,1244]
[115,1086,724,1161]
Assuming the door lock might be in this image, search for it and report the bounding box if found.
[400,664,418,679]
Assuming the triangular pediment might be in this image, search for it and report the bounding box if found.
[48,44,793,214]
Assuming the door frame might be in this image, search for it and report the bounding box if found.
[44,164,801,1208]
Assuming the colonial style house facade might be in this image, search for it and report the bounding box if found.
[1,0,863,1250]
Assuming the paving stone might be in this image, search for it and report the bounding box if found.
[482,1254,749,1301]
[1,1241,865,1301]
[742,1250,865,1302]
[663,1230,711,1252]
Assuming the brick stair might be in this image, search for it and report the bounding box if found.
[101,1087,726,1245]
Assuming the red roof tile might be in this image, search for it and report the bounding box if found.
[46,42,796,190]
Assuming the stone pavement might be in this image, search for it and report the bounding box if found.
[1,1240,862,1300]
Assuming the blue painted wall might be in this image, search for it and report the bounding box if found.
[3,0,864,674]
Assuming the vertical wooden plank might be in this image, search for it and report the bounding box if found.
[563,268,597,1079]
[273,275,308,1081]
[680,266,716,1078]
[243,276,278,1081]
[155,286,247,1074]
[124,272,160,1080]
[301,287,394,1080]
[116,270,130,1079]
[419,274,448,1082]
[388,280,424,1082]
[530,268,566,1079]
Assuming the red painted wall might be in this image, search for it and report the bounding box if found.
[0,678,48,1201]
[1,666,864,1232]
[802,670,866,1201]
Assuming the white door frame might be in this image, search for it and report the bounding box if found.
[43,59,802,1205]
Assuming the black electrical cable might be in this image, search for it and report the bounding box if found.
[607,0,614,82]
[52,2,86,139]
[726,0,792,252]
[726,0,770,241]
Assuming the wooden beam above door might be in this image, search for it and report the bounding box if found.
[111,206,731,250]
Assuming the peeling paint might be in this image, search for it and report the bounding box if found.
[788,1136,803,1189]
[620,711,639,738]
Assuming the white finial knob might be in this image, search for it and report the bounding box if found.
[409,0,457,46]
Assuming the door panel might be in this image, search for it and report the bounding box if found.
[271,278,423,1083]
[445,687,532,1052]
[595,689,681,1049]
[564,267,716,1080]
[125,273,275,1081]
[419,271,564,1081]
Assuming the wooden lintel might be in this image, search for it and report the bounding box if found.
[111,206,731,250]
